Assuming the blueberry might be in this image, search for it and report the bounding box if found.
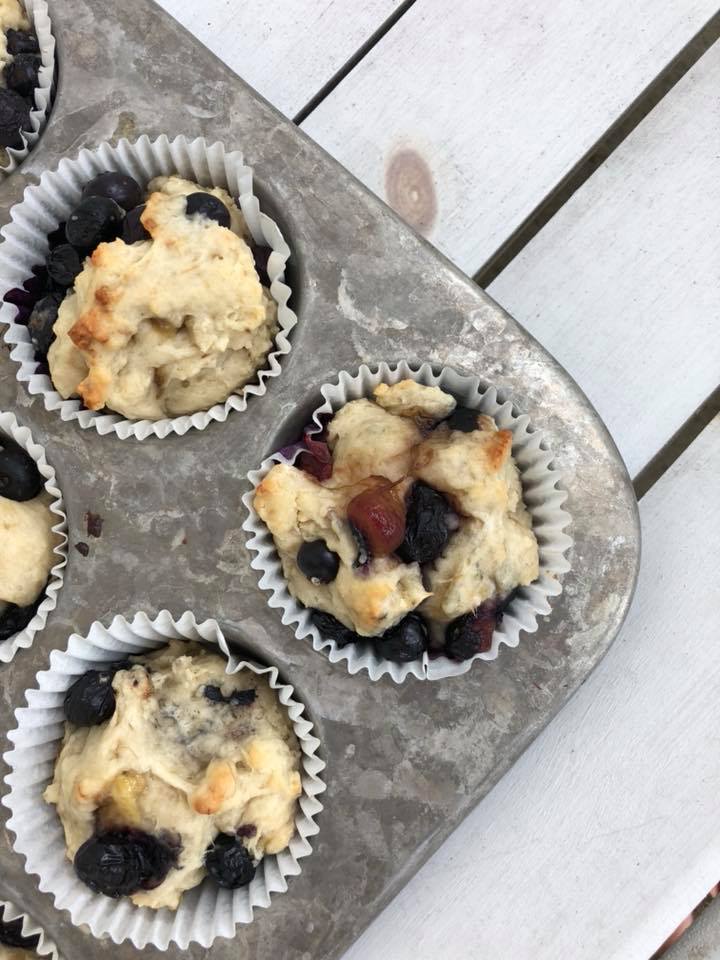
[0,601,38,641]
[445,406,479,433]
[204,833,255,889]
[444,595,513,661]
[122,204,150,244]
[82,172,143,212]
[46,244,82,287]
[27,291,63,358]
[0,88,30,147]
[64,669,117,726]
[0,909,40,949]
[48,222,68,250]
[203,684,256,707]
[74,829,176,898]
[250,243,271,286]
[0,435,42,501]
[396,482,452,564]
[4,54,40,98]
[65,196,124,250]
[185,192,231,229]
[310,609,361,648]
[6,29,40,55]
[297,539,340,583]
[374,612,428,663]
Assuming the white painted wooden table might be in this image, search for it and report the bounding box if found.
[157,3,720,957]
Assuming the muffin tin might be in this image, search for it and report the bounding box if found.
[0,0,641,958]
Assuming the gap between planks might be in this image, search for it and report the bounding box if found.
[473,12,720,288]
[292,0,419,124]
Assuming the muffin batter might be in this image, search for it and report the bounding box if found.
[48,175,278,420]
[254,380,539,657]
[45,642,302,909]
[0,491,57,609]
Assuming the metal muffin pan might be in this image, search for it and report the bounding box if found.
[0,0,641,957]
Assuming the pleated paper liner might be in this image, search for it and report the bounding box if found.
[243,361,573,682]
[3,610,326,950]
[0,411,67,663]
[0,135,296,439]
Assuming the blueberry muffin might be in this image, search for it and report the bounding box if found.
[0,433,60,642]
[0,906,40,960]
[0,0,43,158]
[253,380,539,663]
[45,641,302,909]
[7,171,277,421]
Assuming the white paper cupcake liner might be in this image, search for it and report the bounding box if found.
[0,899,60,958]
[2,610,326,950]
[0,411,67,663]
[0,0,55,175]
[0,135,296,439]
[243,361,573,682]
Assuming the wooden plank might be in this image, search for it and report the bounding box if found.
[341,416,720,960]
[301,0,719,274]
[153,0,403,118]
[489,40,720,478]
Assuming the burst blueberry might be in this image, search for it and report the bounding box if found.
[396,482,452,564]
[204,833,255,888]
[4,54,40,98]
[310,609,361,647]
[6,29,40,55]
[122,204,150,243]
[27,291,63,358]
[46,243,82,287]
[0,601,38,641]
[445,406,479,433]
[0,88,30,147]
[74,829,176,897]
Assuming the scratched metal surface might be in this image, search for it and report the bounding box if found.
[0,0,640,957]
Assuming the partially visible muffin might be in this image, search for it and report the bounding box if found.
[0,0,43,157]
[0,433,60,642]
[254,380,540,663]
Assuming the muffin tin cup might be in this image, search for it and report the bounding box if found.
[0,899,60,958]
[0,410,67,663]
[0,134,297,439]
[0,0,56,175]
[243,361,573,682]
[2,610,326,950]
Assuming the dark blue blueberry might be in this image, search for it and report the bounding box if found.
[250,243,271,286]
[185,192,231,229]
[203,684,256,706]
[46,244,82,287]
[0,435,42,501]
[0,601,38,641]
[310,610,361,648]
[122,204,150,244]
[374,612,428,663]
[204,833,255,888]
[297,539,340,583]
[27,291,63,358]
[4,54,40,98]
[0,88,30,147]
[82,172,143,212]
[396,482,452,564]
[65,196,123,250]
[6,29,40,55]
[0,906,40,949]
[445,406,479,433]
